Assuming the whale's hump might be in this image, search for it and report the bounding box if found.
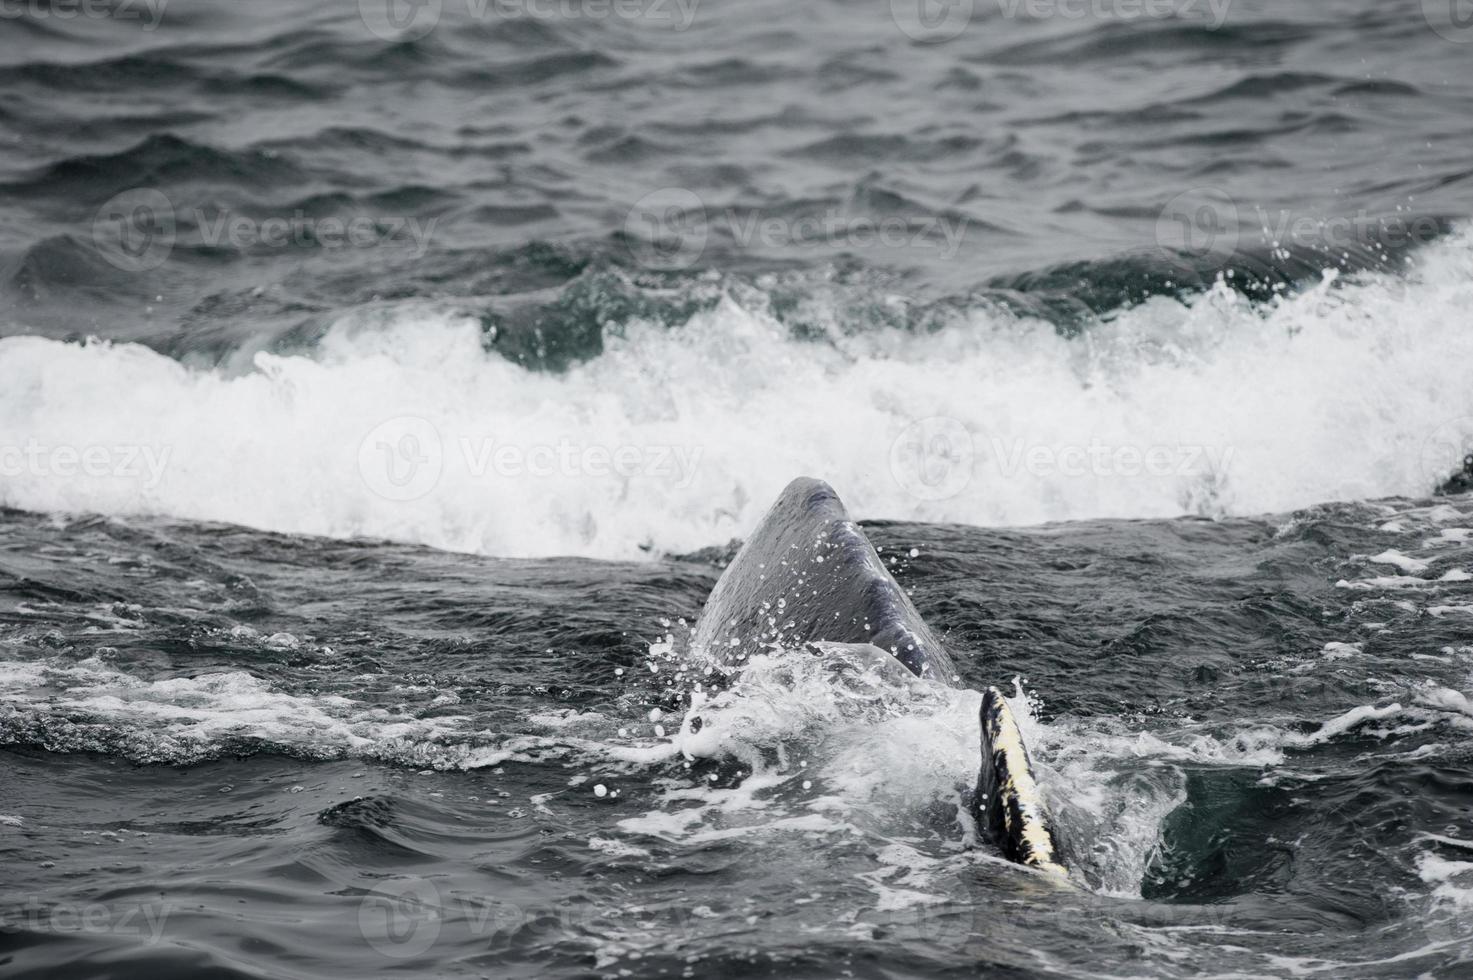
[691,478,1069,880]
[691,477,957,684]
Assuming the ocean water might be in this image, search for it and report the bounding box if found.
[1,0,1472,976]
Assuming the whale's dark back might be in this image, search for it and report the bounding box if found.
[692,478,958,684]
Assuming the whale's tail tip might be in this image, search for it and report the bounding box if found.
[972,686,1070,881]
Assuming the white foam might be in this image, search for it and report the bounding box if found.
[588,835,651,859]
[1417,833,1473,852]
[1369,550,1430,574]
[1415,685,1473,725]
[0,656,476,765]
[1419,853,1473,888]
[2,230,1472,558]
[646,649,1264,896]
[857,842,950,911]
[1336,575,1437,591]
[1291,703,1407,746]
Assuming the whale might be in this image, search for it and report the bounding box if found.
[691,477,1069,879]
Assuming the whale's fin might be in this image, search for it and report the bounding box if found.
[972,687,1069,880]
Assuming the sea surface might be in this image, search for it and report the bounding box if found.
[2,0,1472,976]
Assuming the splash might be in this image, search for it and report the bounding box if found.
[1,232,1472,558]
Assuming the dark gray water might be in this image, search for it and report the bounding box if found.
[2,0,1473,976]
[4,0,1472,354]
[3,500,1473,977]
